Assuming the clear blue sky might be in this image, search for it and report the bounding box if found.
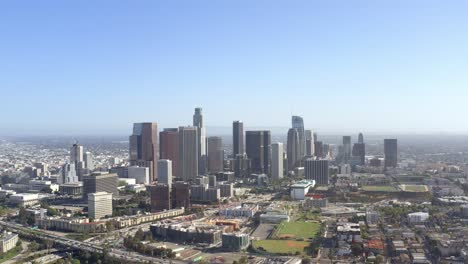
[1,1,468,135]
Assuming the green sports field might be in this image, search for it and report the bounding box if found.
[273,221,321,240]
[362,185,398,192]
[253,240,311,255]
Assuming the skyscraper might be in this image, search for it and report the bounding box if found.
[292,116,306,160]
[149,184,171,212]
[287,128,300,170]
[262,130,271,175]
[179,126,198,181]
[342,136,352,163]
[193,108,206,175]
[358,133,364,144]
[305,129,315,157]
[70,143,84,165]
[59,163,78,184]
[82,173,118,199]
[246,131,265,174]
[159,128,179,177]
[207,136,224,173]
[158,160,172,188]
[129,122,158,181]
[304,158,329,185]
[271,142,284,180]
[232,121,244,157]
[384,139,398,168]
[83,151,94,170]
[314,141,324,158]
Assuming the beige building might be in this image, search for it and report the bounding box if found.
[0,232,18,253]
[88,192,113,219]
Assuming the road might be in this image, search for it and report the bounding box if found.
[0,220,187,264]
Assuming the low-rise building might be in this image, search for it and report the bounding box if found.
[88,192,113,219]
[303,197,328,208]
[408,212,429,224]
[59,182,83,196]
[290,180,315,200]
[0,232,18,253]
[222,233,250,251]
[9,193,40,207]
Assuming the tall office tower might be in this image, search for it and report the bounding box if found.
[70,143,84,165]
[342,136,352,163]
[159,128,179,177]
[172,182,191,209]
[59,163,78,184]
[149,184,171,212]
[82,173,118,199]
[352,143,366,165]
[314,141,324,158]
[207,136,224,173]
[232,121,244,156]
[313,132,318,143]
[304,158,329,185]
[129,122,158,181]
[246,131,266,174]
[305,130,315,156]
[83,152,94,170]
[193,108,206,175]
[271,143,284,180]
[323,143,330,158]
[262,130,271,175]
[158,160,172,188]
[234,154,250,178]
[88,192,113,219]
[384,139,398,168]
[292,116,306,159]
[178,126,198,181]
[358,133,364,144]
[287,128,300,170]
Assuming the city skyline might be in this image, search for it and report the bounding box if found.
[1,1,468,135]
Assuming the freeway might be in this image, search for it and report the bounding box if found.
[0,220,187,264]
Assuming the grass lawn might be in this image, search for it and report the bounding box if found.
[362,185,398,192]
[0,246,21,263]
[65,233,95,241]
[401,184,428,192]
[253,240,311,255]
[273,221,321,240]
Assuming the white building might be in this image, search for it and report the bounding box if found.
[29,179,59,193]
[127,166,150,184]
[9,193,40,207]
[157,160,172,187]
[290,180,316,200]
[271,143,284,180]
[0,232,18,253]
[84,152,95,170]
[88,192,113,219]
[408,212,429,224]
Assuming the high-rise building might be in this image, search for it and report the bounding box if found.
[71,143,84,165]
[292,116,306,159]
[232,121,244,156]
[314,141,324,158]
[82,173,118,199]
[158,160,172,188]
[342,136,352,163]
[384,139,398,168]
[59,163,78,184]
[304,159,329,185]
[83,152,94,171]
[262,131,271,175]
[287,128,300,170]
[129,122,158,181]
[305,130,315,157]
[358,133,364,144]
[246,131,265,174]
[271,143,284,180]
[178,126,198,182]
[159,128,179,177]
[172,182,191,209]
[127,166,150,184]
[193,108,206,175]
[88,192,113,219]
[149,184,171,212]
[234,154,250,178]
[207,136,224,174]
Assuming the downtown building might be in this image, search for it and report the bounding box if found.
[193,108,207,175]
[82,172,118,199]
[178,126,198,182]
[271,142,284,180]
[245,130,271,175]
[129,122,158,181]
[384,139,398,168]
[159,128,179,178]
[207,136,224,174]
[304,158,329,185]
[88,192,113,219]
